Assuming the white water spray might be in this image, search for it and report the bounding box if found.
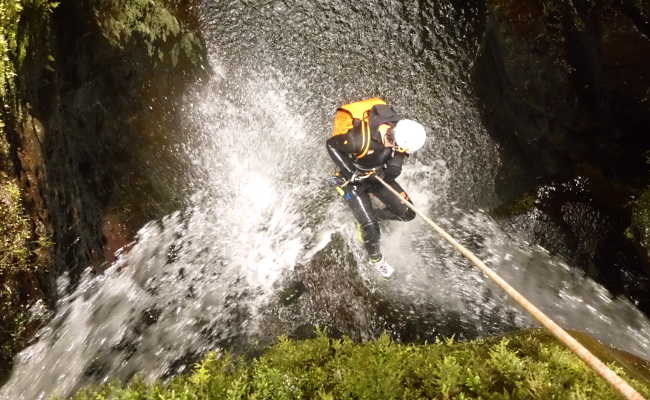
[0,61,330,400]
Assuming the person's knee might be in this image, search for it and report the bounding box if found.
[398,208,416,221]
[396,207,415,222]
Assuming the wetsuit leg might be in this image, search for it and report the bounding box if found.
[343,184,382,259]
[370,180,416,222]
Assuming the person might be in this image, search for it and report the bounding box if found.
[326,97,426,277]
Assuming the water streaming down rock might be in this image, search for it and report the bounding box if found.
[2,1,650,399]
[0,67,330,400]
[200,0,500,209]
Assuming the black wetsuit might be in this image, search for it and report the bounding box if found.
[326,104,416,259]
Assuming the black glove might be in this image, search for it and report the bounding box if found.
[382,164,401,182]
[382,152,405,182]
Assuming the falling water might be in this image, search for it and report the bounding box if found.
[1,1,649,399]
[0,65,333,400]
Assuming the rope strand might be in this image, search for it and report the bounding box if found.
[374,175,646,400]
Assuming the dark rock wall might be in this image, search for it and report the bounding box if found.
[476,0,649,188]
[0,0,207,382]
[49,0,207,269]
[474,0,650,309]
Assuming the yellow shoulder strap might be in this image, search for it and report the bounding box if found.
[356,112,372,159]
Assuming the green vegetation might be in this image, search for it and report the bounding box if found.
[0,173,50,381]
[0,0,19,100]
[68,330,650,400]
[1,0,59,380]
[0,176,32,273]
[92,0,203,67]
[491,192,537,218]
[628,153,650,254]
[94,0,179,48]
[0,0,22,142]
[0,174,52,274]
[0,0,58,105]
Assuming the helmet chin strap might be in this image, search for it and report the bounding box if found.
[378,124,395,147]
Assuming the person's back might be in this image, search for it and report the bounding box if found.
[326,98,426,278]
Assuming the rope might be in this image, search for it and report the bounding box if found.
[373,175,646,400]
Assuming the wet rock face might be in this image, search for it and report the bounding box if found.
[49,0,207,269]
[260,235,519,345]
[202,0,499,209]
[476,0,650,186]
[474,0,650,310]
[2,0,209,286]
[0,0,207,383]
[261,235,387,343]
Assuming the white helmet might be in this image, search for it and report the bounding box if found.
[393,119,426,153]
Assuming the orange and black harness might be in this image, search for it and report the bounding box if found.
[325,98,416,260]
[326,97,405,179]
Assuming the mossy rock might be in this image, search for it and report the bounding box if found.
[0,176,32,274]
[630,186,650,245]
[90,0,205,69]
[0,0,207,385]
[628,186,650,260]
[491,192,538,218]
[0,174,51,383]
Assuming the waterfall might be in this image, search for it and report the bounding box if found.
[1,1,648,399]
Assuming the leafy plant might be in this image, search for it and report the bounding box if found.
[90,0,202,67]
[0,0,58,101]
[0,177,32,274]
[67,330,650,400]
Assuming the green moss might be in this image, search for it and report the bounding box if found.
[0,174,51,381]
[68,330,650,400]
[91,0,203,67]
[0,173,51,274]
[0,0,20,141]
[491,192,537,218]
[0,0,58,97]
[629,186,650,248]
[0,0,21,100]
[93,0,179,49]
[0,176,33,274]
[628,151,650,252]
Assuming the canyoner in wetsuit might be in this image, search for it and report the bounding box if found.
[326,97,426,277]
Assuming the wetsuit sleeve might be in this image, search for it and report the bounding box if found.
[382,151,407,182]
[326,134,357,178]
